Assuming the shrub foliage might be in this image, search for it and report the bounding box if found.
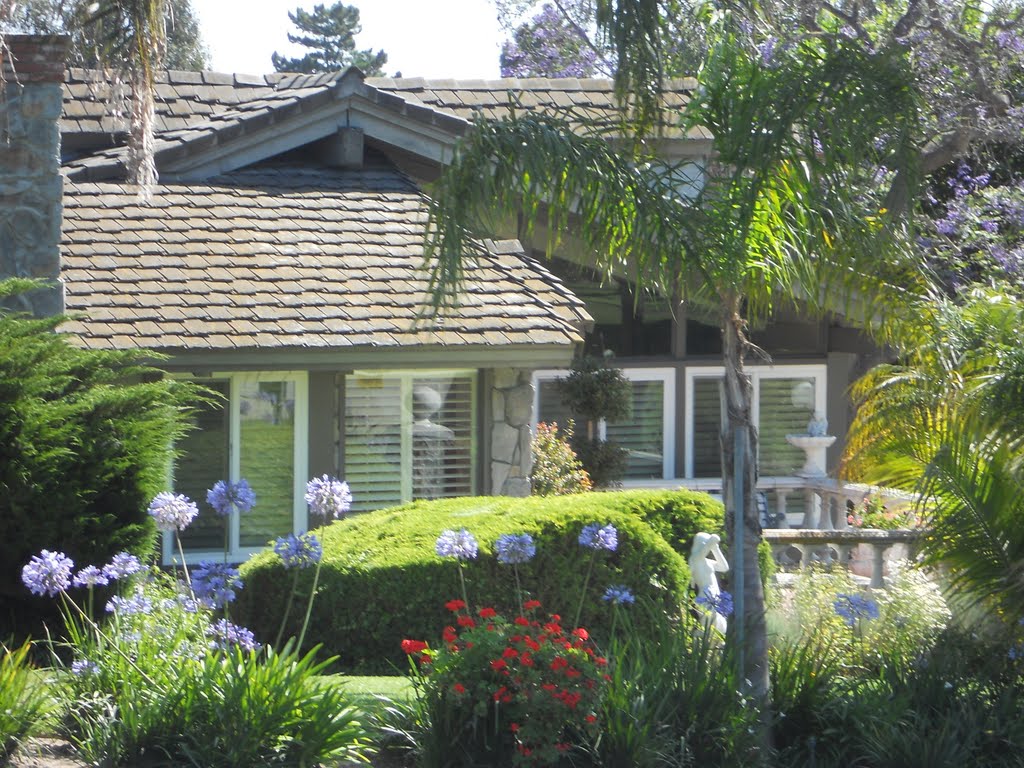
[530,421,592,496]
[237,490,726,672]
[0,280,206,637]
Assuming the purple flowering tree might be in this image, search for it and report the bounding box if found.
[500,2,604,77]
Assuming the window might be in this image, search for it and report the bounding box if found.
[684,365,826,478]
[170,372,309,563]
[532,368,676,480]
[344,371,476,512]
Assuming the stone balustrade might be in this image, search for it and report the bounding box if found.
[761,527,921,588]
[621,475,922,587]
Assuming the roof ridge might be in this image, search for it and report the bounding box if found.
[367,75,698,90]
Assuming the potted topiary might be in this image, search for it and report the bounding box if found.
[557,355,632,487]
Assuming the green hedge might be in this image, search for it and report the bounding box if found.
[0,280,207,641]
[237,490,730,672]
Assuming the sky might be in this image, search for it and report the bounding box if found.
[189,0,505,78]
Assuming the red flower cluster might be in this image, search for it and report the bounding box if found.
[414,598,606,766]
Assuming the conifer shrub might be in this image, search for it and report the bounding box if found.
[0,279,206,639]
[237,489,726,672]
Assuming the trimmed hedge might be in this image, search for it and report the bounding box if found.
[237,490,728,672]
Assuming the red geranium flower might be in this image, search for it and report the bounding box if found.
[445,599,466,612]
[478,607,497,618]
[457,615,476,628]
[401,639,428,655]
[523,599,542,610]
[453,683,466,694]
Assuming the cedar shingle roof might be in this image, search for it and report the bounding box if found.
[61,69,704,143]
[61,159,591,351]
[366,76,707,138]
[62,67,337,136]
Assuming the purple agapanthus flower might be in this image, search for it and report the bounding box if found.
[207,619,261,653]
[106,588,154,616]
[191,562,243,609]
[603,585,636,605]
[22,550,74,597]
[696,589,734,618]
[70,658,100,676]
[579,523,618,552]
[103,552,142,580]
[495,533,536,565]
[304,475,352,520]
[73,565,110,589]
[833,592,880,626]
[273,532,323,569]
[147,492,199,532]
[206,479,256,517]
[435,529,478,560]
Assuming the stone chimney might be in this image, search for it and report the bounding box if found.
[0,34,70,316]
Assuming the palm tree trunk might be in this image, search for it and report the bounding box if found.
[720,295,770,703]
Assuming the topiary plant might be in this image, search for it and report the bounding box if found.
[557,355,634,487]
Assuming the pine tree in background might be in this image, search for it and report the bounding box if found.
[272,2,386,75]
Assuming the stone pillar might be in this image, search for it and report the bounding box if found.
[489,367,534,497]
[0,35,70,317]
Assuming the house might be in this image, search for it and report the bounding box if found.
[0,35,882,563]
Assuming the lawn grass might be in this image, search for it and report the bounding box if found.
[324,674,413,708]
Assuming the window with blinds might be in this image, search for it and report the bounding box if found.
[176,380,230,551]
[536,379,577,438]
[345,372,476,512]
[533,368,675,480]
[171,372,307,562]
[606,379,666,479]
[239,379,297,547]
[690,377,723,478]
[758,377,815,476]
[686,367,825,479]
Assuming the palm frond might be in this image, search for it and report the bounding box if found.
[917,420,1024,623]
[425,112,704,307]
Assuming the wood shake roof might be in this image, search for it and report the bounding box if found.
[57,68,712,356]
[60,159,591,352]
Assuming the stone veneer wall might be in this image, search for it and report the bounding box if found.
[490,368,535,497]
[0,35,70,316]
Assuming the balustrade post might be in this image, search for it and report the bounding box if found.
[819,492,835,532]
[775,490,789,528]
[801,487,820,529]
[870,543,891,588]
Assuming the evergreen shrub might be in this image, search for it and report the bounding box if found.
[237,490,726,672]
[0,279,206,639]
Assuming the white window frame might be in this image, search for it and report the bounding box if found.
[167,371,309,565]
[683,364,826,478]
[531,367,676,480]
[345,369,479,507]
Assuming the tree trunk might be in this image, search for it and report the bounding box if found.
[719,295,770,703]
